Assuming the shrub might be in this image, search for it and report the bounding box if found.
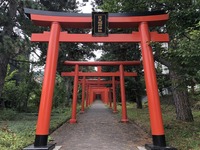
[0,109,17,121]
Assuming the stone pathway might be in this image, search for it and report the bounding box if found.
[50,100,151,150]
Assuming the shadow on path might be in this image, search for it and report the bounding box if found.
[51,100,151,150]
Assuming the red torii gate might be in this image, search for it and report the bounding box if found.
[87,86,113,108]
[78,78,120,113]
[61,61,139,124]
[88,87,109,104]
[24,8,176,150]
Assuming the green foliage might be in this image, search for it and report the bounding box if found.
[100,0,149,12]
[39,0,77,11]
[0,129,26,150]
[0,106,73,150]
[2,63,40,112]
[0,114,37,150]
[166,21,200,86]
[0,1,32,56]
[0,0,38,109]
[53,74,68,108]
[156,63,171,95]
[100,0,200,122]
[125,77,140,101]
[2,65,19,108]
[101,0,200,77]
[0,0,99,113]
[0,109,17,121]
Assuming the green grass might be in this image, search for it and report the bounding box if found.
[0,105,81,150]
[1,100,199,150]
[121,100,200,150]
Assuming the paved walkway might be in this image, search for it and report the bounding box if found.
[51,100,151,150]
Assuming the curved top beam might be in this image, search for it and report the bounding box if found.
[64,61,141,66]
[24,8,168,28]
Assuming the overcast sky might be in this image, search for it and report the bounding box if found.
[77,0,94,13]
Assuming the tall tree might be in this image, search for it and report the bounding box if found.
[100,0,200,121]
[0,0,97,109]
[0,0,31,108]
[151,0,200,122]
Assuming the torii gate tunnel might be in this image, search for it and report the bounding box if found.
[62,61,139,124]
[77,75,120,114]
[24,8,176,150]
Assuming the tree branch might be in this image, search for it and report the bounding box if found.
[183,33,195,41]
[154,52,172,70]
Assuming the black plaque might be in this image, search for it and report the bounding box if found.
[92,12,108,37]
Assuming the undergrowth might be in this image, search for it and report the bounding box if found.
[0,105,81,150]
[118,97,200,150]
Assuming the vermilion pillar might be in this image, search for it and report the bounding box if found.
[92,90,95,103]
[70,64,79,124]
[101,91,104,103]
[139,22,166,147]
[88,87,92,105]
[105,88,109,105]
[109,88,112,108]
[86,84,89,107]
[92,91,95,103]
[81,76,86,113]
[119,64,128,122]
[112,76,117,113]
[34,22,61,147]
[88,87,91,105]
[91,90,94,104]
[102,91,105,103]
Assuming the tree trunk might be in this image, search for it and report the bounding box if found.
[135,76,142,109]
[0,54,9,108]
[170,70,194,122]
[0,0,18,108]
[190,81,195,95]
[65,77,73,106]
[154,52,194,122]
[136,95,142,109]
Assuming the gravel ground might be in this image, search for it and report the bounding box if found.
[50,100,151,150]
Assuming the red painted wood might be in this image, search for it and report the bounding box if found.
[64,61,140,66]
[30,13,168,28]
[36,22,61,135]
[70,64,79,124]
[109,88,112,108]
[86,84,89,107]
[61,71,137,77]
[31,32,169,43]
[119,64,128,122]
[139,22,164,135]
[112,76,117,113]
[79,80,120,85]
[81,76,86,113]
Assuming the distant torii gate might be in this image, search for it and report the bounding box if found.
[62,61,139,123]
[88,86,109,104]
[24,8,176,150]
[78,77,120,113]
